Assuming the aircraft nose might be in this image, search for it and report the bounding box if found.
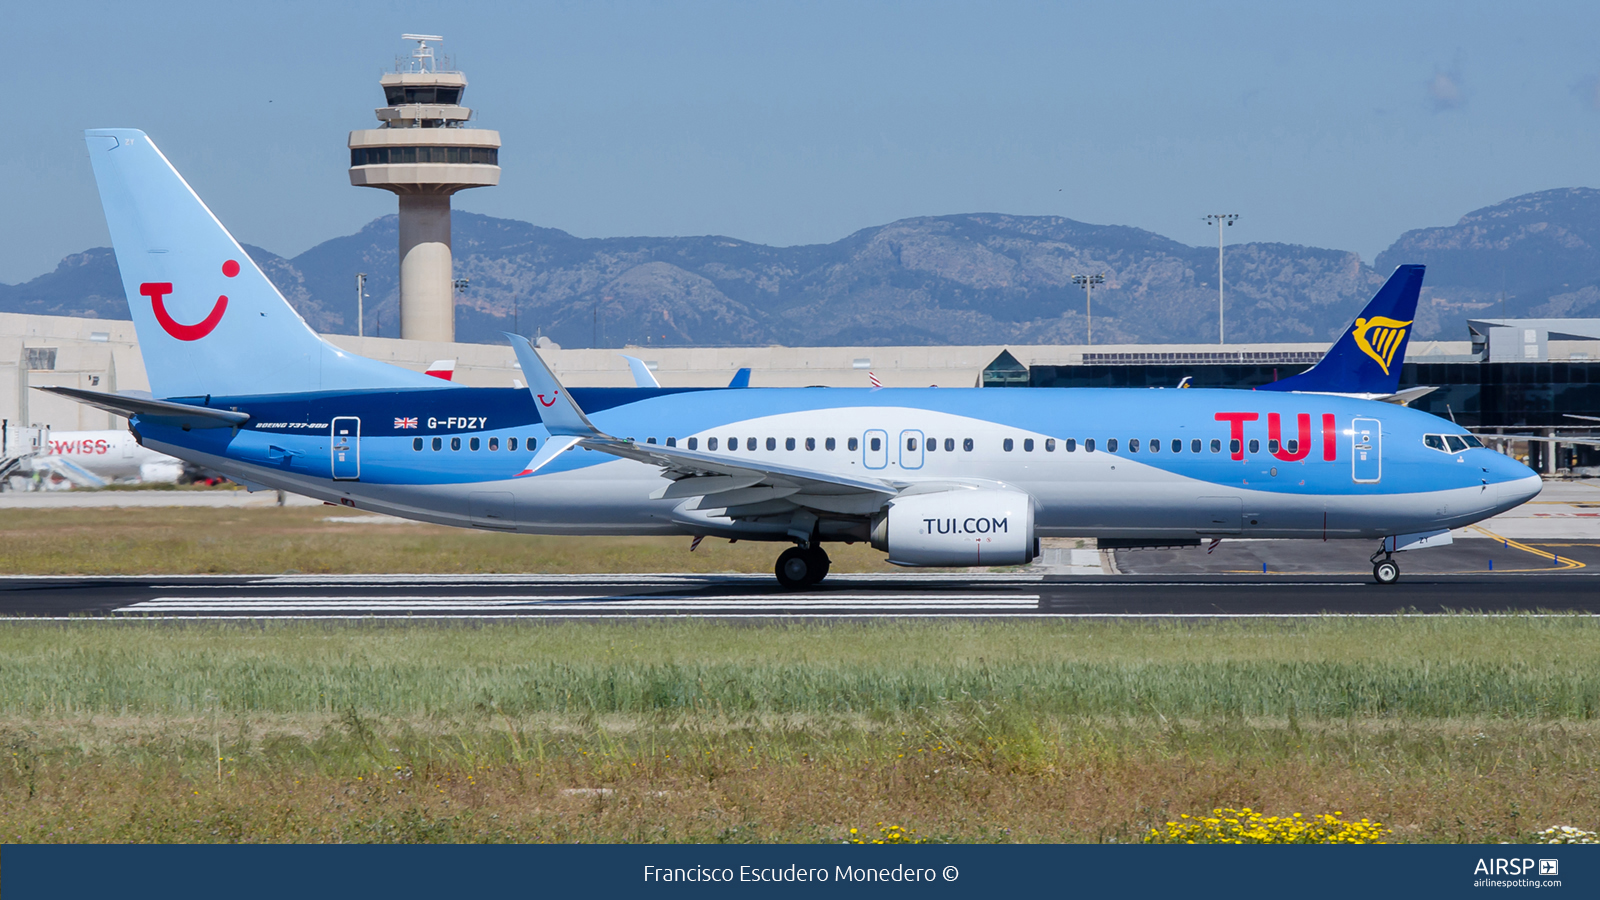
[1495,458,1542,509]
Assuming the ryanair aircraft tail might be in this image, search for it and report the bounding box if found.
[1259,264,1424,397]
[84,129,441,400]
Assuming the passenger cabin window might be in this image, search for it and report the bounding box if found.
[827,438,837,451]
[848,438,858,451]
[907,437,918,451]
[1085,439,1096,452]
[1267,439,1279,454]
[869,437,881,452]
[1172,439,1182,453]
[413,438,423,451]
[666,437,676,447]
[1065,438,1077,452]
[528,438,538,451]
[451,437,462,451]
[1003,438,1014,452]
[926,437,937,452]
[1286,440,1298,454]
[509,438,518,452]
[766,437,776,451]
[689,437,699,450]
[1248,439,1260,454]
[432,437,443,451]
[1107,438,1119,452]
[945,438,955,451]
[488,437,499,451]
[963,438,974,451]
[646,437,656,444]
[786,437,796,450]
[708,438,719,450]
[470,437,480,451]
[1023,438,1033,452]
[1045,438,1055,452]
[1211,439,1221,453]
[1191,439,1201,453]
[1149,439,1159,453]
[747,437,757,451]
[1229,439,1240,454]
[1129,439,1140,453]
[805,437,815,450]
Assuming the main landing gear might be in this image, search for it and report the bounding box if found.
[1369,541,1400,585]
[776,545,831,589]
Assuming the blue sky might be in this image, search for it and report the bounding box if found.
[5,1,1599,283]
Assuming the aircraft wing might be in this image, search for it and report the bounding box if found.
[584,435,894,496]
[505,333,896,518]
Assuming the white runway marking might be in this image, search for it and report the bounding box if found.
[117,593,1042,613]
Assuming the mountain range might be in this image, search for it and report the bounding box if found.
[5,188,1598,348]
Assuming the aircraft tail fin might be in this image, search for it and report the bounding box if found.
[83,129,441,399]
[727,368,751,388]
[1260,264,1424,396]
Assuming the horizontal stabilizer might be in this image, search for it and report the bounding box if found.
[36,385,249,429]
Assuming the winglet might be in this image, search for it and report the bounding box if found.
[1260,264,1425,396]
[727,368,751,388]
[620,355,661,388]
[504,333,601,437]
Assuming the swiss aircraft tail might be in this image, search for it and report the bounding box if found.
[1259,264,1425,396]
[83,129,441,399]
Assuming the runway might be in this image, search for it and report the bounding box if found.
[2,569,1597,619]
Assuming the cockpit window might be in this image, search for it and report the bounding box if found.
[1424,434,1446,451]
[1444,435,1469,453]
[1462,435,1484,449]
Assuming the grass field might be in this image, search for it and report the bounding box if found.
[0,618,1594,843]
[0,507,899,575]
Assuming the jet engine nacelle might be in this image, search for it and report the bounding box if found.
[870,489,1037,567]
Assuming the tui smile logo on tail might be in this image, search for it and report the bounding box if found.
[1351,315,1412,376]
[139,258,238,341]
[537,391,560,407]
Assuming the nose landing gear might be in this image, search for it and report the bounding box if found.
[775,545,831,589]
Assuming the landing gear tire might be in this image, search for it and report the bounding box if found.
[776,546,831,589]
[1373,559,1400,585]
[776,547,813,589]
[804,546,831,584]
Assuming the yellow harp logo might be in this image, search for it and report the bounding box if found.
[1351,316,1412,375]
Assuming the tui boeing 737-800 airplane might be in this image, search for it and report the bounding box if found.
[44,129,1542,587]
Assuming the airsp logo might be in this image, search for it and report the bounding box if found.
[1473,858,1550,876]
[1540,859,1559,877]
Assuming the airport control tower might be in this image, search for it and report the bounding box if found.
[349,35,500,342]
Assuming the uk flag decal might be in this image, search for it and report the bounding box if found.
[394,417,418,429]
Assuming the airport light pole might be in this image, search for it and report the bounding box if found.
[1204,214,1238,344]
[356,272,367,338]
[1072,273,1104,345]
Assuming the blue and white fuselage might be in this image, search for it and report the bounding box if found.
[137,385,1538,543]
[56,129,1541,586]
